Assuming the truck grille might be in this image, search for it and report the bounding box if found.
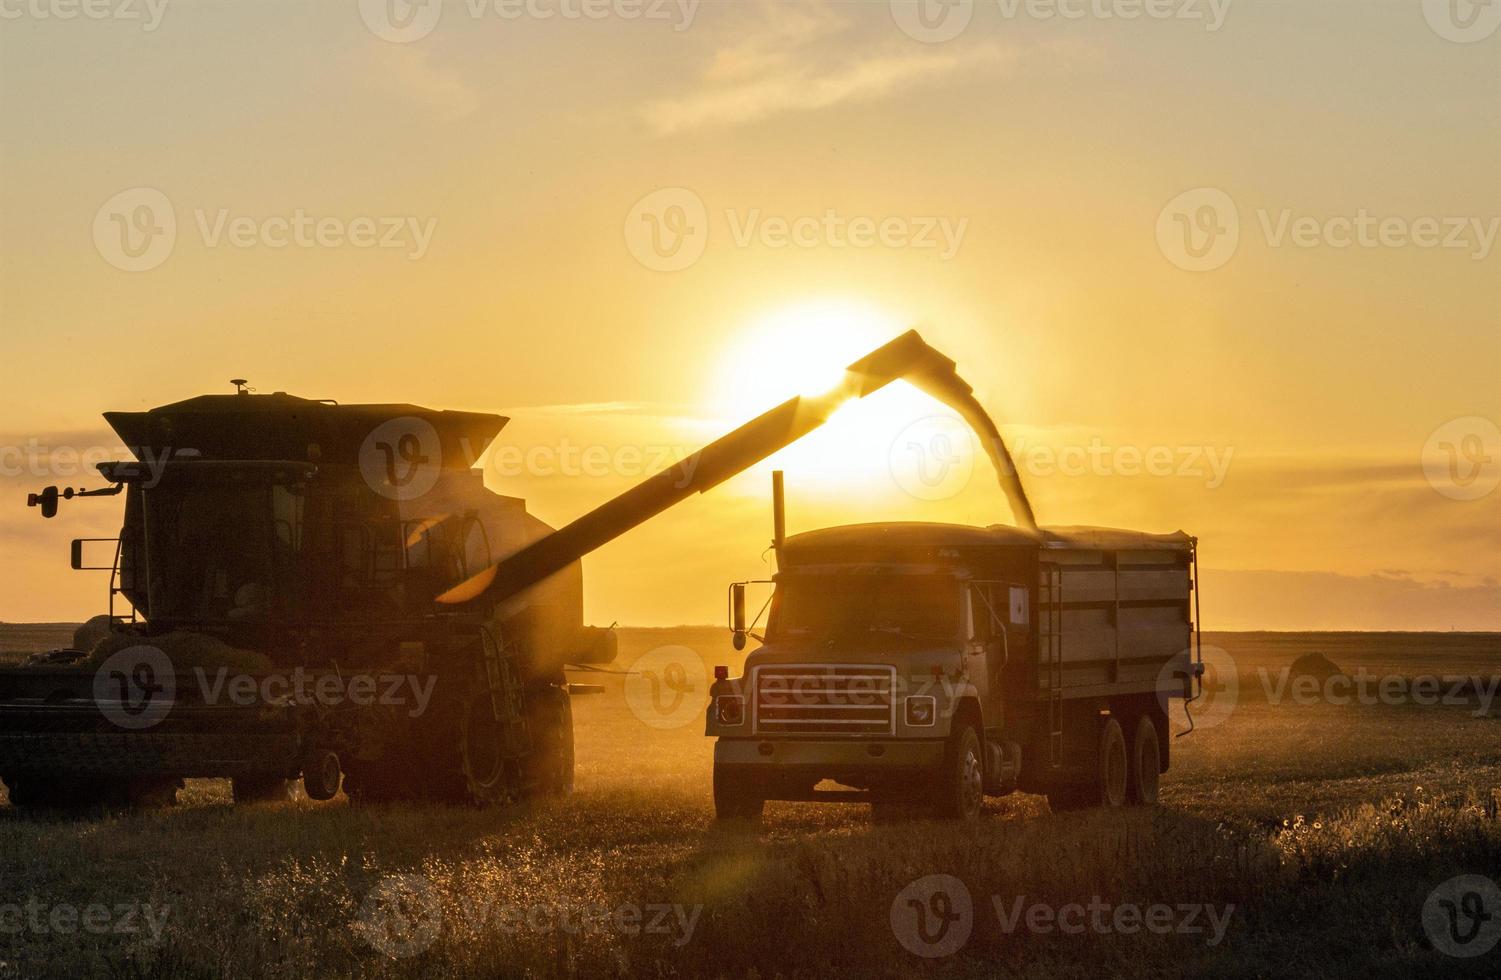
[753,665,896,736]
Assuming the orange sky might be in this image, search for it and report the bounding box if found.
[1,0,1497,629]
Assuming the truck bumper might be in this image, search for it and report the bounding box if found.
[714,738,947,802]
[714,738,944,773]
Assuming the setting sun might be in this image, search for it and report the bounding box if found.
[708,299,979,503]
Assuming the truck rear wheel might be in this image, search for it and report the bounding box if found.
[712,765,764,822]
[1127,717,1161,805]
[933,725,985,821]
[1046,716,1128,811]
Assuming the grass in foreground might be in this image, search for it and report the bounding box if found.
[0,628,1497,978]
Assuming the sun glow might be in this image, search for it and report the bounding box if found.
[709,299,974,503]
[710,299,909,418]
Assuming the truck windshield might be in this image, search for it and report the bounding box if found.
[772,573,960,640]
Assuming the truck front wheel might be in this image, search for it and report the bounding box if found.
[933,725,985,821]
[712,765,764,822]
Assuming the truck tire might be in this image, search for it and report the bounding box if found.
[232,776,294,804]
[712,765,764,822]
[933,725,985,821]
[1127,716,1161,805]
[1046,717,1128,811]
[1095,717,1129,808]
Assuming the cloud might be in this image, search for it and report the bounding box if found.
[642,1,1013,135]
[367,45,478,122]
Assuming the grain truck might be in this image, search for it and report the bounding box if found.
[707,516,1201,820]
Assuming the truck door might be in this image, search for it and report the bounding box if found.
[967,582,1017,726]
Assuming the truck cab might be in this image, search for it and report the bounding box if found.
[706,522,1199,820]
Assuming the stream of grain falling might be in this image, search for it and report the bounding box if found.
[911,373,1039,532]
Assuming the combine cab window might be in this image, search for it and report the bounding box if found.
[145,484,284,622]
[771,573,962,641]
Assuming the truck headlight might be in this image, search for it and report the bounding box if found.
[905,696,937,728]
[715,695,745,726]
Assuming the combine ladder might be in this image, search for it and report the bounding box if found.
[1039,562,1065,766]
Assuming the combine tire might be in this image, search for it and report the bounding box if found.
[457,691,520,806]
[525,686,574,799]
[1127,717,1162,805]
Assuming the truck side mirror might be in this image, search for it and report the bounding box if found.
[730,582,747,651]
[71,539,84,570]
[28,486,59,519]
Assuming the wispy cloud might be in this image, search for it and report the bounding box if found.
[642,1,1013,135]
[367,45,478,122]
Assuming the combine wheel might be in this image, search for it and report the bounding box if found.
[524,686,574,799]
[302,751,343,802]
[457,690,521,806]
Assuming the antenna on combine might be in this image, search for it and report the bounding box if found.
[230,379,253,395]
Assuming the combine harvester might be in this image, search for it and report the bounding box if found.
[2,332,1201,813]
